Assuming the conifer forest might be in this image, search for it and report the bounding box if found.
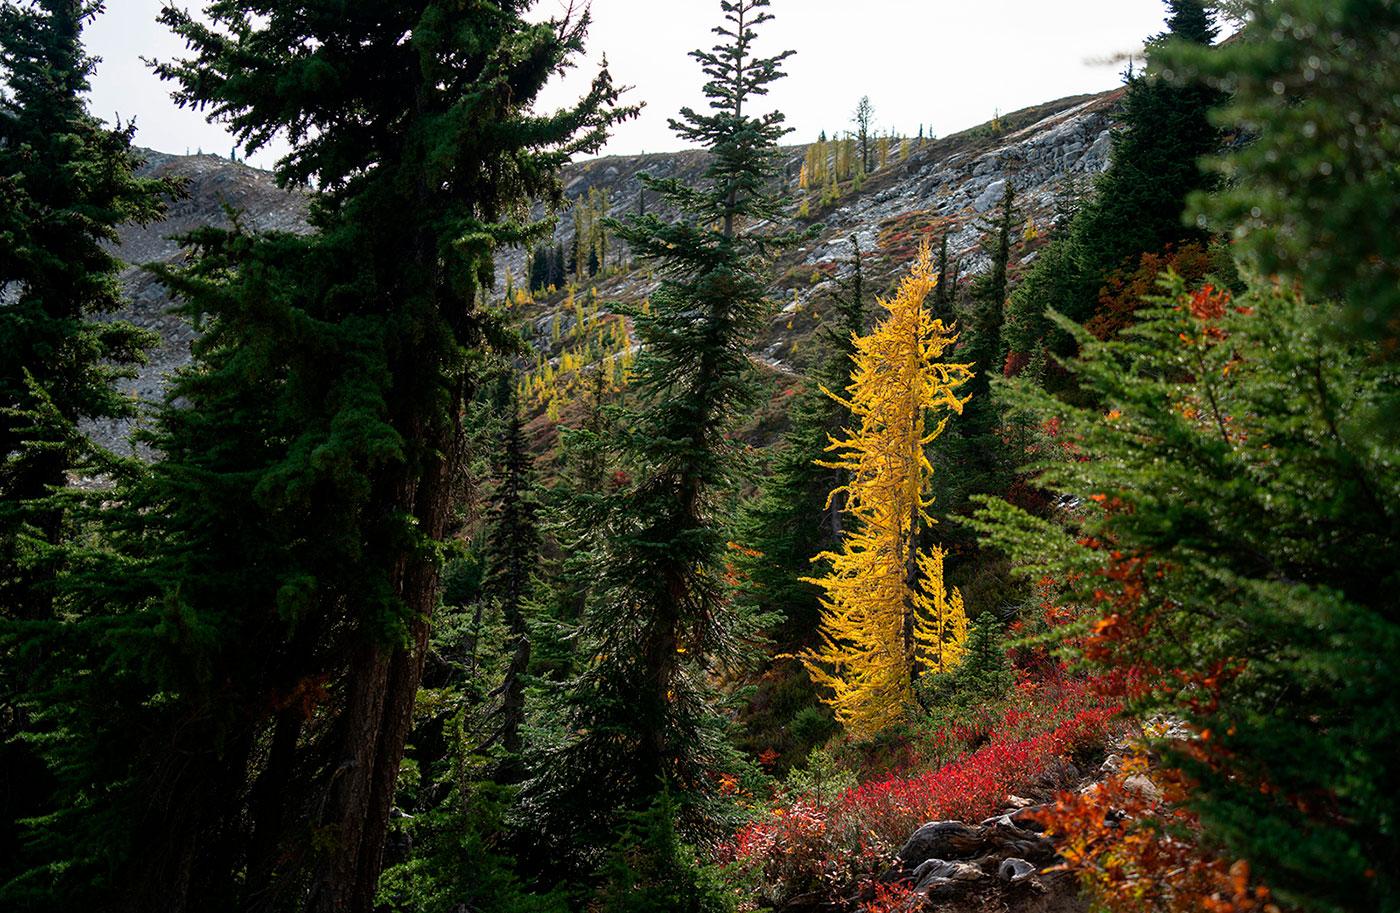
[2,0,1398,911]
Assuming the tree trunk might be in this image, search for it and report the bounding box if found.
[307,382,460,912]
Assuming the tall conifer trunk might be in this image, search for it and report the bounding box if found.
[11,5,629,910]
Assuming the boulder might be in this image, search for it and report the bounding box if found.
[973,178,1007,212]
[1123,773,1163,803]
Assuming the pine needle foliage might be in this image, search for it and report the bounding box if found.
[0,0,174,891]
[735,237,867,640]
[1169,0,1400,354]
[525,0,795,861]
[7,3,630,910]
[0,0,173,622]
[801,246,974,739]
[480,395,541,775]
[1002,0,1220,362]
[969,277,1400,913]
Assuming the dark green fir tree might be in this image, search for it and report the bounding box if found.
[1170,0,1400,356]
[480,394,541,777]
[530,247,551,293]
[932,230,960,320]
[963,179,1018,418]
[5,3,630,911]
[524,0,794,869]
[0,0,172,633]
[735,237,866,641]
[972,278,1400,913]
[927,180,1019,548]
[0,0,173,890]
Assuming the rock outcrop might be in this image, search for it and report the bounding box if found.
[99,88,1121,453]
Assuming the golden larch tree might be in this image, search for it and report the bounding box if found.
[800,243,973,737]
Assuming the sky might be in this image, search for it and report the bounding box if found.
[84,0,1175,170]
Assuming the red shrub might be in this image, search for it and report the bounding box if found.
[724,680,1118,903]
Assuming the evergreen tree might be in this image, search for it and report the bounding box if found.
[1171,0,1400,354]
[971,277,1400,913]
[570,202,584,281]
[735,237,866,640]
[932,230,959,319]
[0,0,172,888]
[592,790,734,913]
[480,395,540,777]
[0,0,172,625]
[964,180,1017,410]
[550,241,567,290]
[536,365,616,630]
[1002,0,1220,364]
[530,246,550,292]
[951,612,1013,702]
[853,95,874,175]
[591,187,611,274]
[7,3,629,910]
[525,0,794,863]
[929,182,1020,542]
[920,611,1014,709]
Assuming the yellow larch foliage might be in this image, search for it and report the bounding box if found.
[800,243,974,739]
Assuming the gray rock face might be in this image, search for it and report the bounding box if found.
[973,178,1007,212]
[96,89,1122,455]
[93,151,310,454]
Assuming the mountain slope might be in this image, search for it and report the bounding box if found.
[101,88,1119,452]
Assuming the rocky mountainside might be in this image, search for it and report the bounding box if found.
[95,151,309,451]
[102,88,1120,452]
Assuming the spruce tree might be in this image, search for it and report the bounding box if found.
[952,612,1013,702]
[735,238,865,640]
[7,3,629,911]
[525,0,794,862]
[0,0,171,624]
[964,180,1018,411]
[1171,0,1400,354]
[530,247,550,293]
[550,242,568,290]
[932,230,959,320]
[971,278,1400,913]
[0,0,172,888]
[930,181,1019,540]
[480,395,540,777]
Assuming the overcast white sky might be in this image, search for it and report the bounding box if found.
[85,0,1174,170]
